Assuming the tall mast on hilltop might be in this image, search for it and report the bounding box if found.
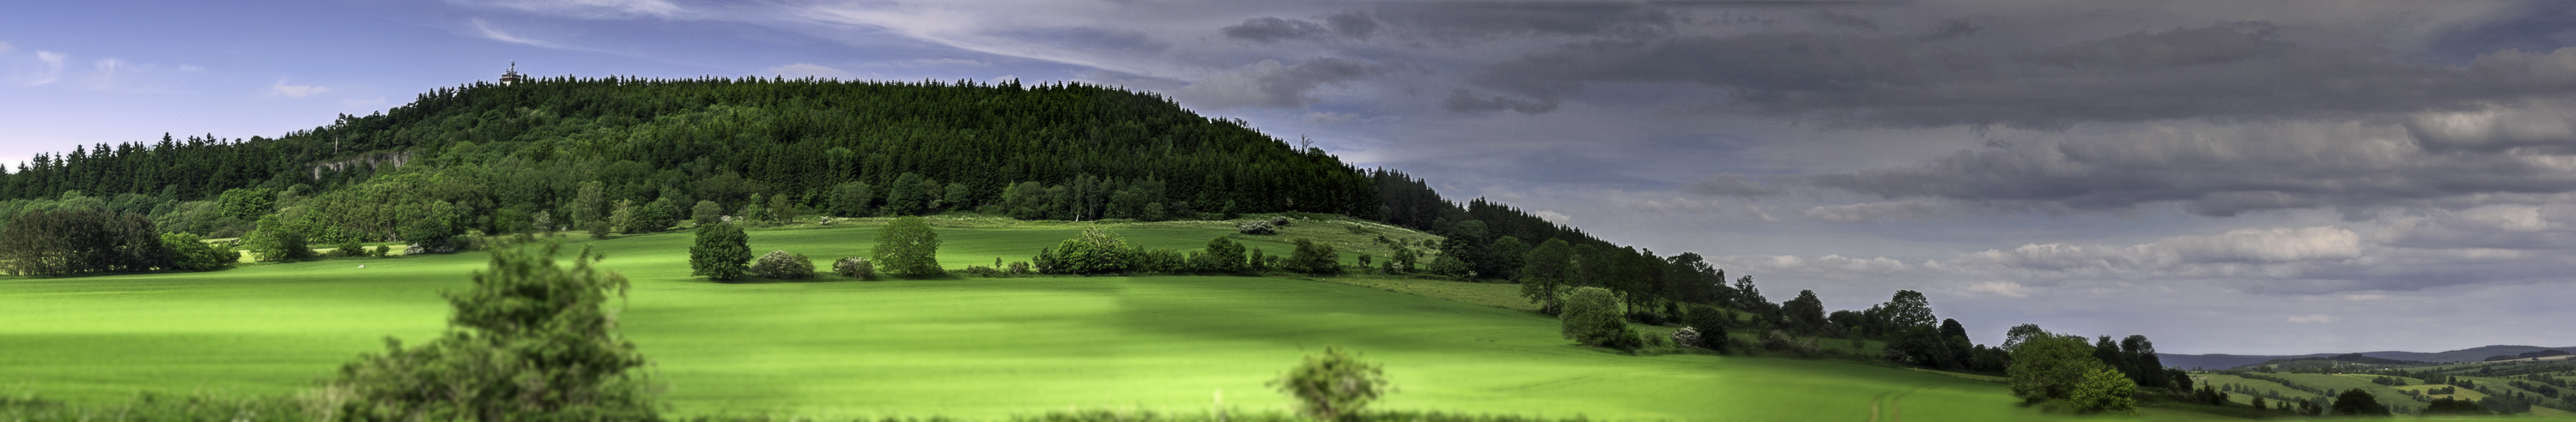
[501,61,525,85]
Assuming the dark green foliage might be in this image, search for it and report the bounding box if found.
[750,250,815,280]
[1270,347,1390,422]
[1036,228,1133,274]
[690,222,751,281]
[331,240,367,257]
[329,243,658,420]
[639,197,683,232]
[2070,366,2138,414]
[1516,238,1573,315]
[160,232,238,271]
[246,215,315,262]
[1284,238,1340,274]
[691,200,725,226]
[887,172,927,216]
[1560,286,1638,350]
[0,208,170,275]
[1194,236,1248,274]
[1486,236,1527,280]
[829,182,874,218]
[2330,388,2388,416]
[1783,290,1826,335]
[216,188,276,221]
[401,212,457,251]
[2010,332,2105,403]
[2424,397,2486,415]
[872,216,943,277]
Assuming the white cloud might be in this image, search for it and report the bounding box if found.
[470,19,573,50]
[1533,209,1571,224]
[15,51,65,86]
[765,63,854,80]
[2287,314,2336,323]
[1966,280,2029,298]
[268,80,329,98]
[452,0,681,19]
[867,58,989,68]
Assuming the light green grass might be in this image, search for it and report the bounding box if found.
[1,224,2179,420]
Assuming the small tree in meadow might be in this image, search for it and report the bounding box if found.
[1561,286,1639,349]
[2070,366,2139,414]
[1196,236,1248,273]
[328,242,659,420]
[690,222,751,281]
[872,216,943,277]
[1271,347,1391,422]
[690,200,724,226]
[1284,238,1340,274]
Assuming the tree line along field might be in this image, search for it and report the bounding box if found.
[0,219,2152,421]
[2191,353,2576,417]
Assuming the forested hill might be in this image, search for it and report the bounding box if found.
[0,75,1630,272]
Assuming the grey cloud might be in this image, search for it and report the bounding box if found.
[1460,23,2576,128]
[1800,117,2576,216]
[1443,88,1558,113]
[1223,17,1327,43]
[2371,205,2573,250]
[1813,10,1877,32]
[999,27,1167,54]
[1683,173,1778,196]
[1921,18,1984,41]
[1368,2,1680,42]
[1325,11,1378,39]
[2405,104,2576,154]
[1177,57,1389,109]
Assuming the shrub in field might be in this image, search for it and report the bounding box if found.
[332,241,368,257]
[159,232,238,271]
[1037,228,1133,274]
[2070,366,2138,414]
[246,215,316,262]
[1005,261,1033,274]
[1284,238,1340,275]
[1762,330,1820,358]
[1195,237,1248,274]
[872,216,944,277]
[330,243,659,420]
[2330,389,2387,416]
[1237,220,1277,235]
[750,250,814,280]
[1270,347,1389,422]
[833,256,873,280]
[372,245,391,257]
[690,222,752,281]
[1679,304,1733,330]
[1560,286,1639,350]
[1671,327,1704,350]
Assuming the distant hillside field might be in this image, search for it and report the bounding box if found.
[0,221,2086,420]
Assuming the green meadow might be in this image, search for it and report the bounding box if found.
[3,220,2202,420]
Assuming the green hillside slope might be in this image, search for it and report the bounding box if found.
[1,223,2075,420]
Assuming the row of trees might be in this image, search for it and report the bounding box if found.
[1032,231,1343,276]
[0,208,235,275]
[689,217,945,281]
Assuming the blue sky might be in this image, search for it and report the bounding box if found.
[7,0,2576,355]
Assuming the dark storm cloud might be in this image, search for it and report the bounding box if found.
[1683,173,1779,196]
[1369,2,1682,42]
[1796,116,2576,216]
[1178,57,1395,109]
[1462,23,2576,129]
[1223,17,1327,43]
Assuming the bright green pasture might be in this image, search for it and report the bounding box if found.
[3,225,2100,420]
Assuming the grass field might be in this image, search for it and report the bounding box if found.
[0,221,2229,420]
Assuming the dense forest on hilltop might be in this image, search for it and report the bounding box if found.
[0,76,1628,277]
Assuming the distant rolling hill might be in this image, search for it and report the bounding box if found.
[2160,345,2576,369]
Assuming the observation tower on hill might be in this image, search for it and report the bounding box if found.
[500,62,525,85]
